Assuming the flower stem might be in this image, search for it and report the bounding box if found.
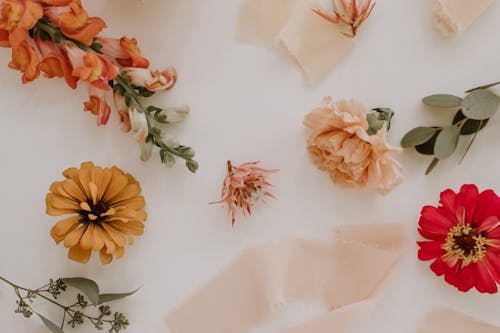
[0,276,122,331]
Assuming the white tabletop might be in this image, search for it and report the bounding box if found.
[1,0,500,332]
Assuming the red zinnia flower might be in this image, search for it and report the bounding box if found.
[418,184,500,293]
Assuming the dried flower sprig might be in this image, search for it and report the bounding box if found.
[0,0,197,172]
[0,275,137,333]
[210,161,278,225]
[401,81,500,175]
[312,0,376,38]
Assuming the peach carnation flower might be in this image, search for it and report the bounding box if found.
[46,162,146,264]
[304,97,402,194]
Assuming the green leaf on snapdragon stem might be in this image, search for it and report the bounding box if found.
[36,313,64,333]
[61,278,99,305]
[461,90,500,120]
[434,125,460,159]
[186,160,199,173]
[401,127,438,148]
[422,94,462,108]
[452,110,489,135]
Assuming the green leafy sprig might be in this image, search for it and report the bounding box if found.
[0,276,137,333]
[401,82,500,175]
[112,74,198,172]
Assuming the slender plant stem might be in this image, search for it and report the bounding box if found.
[0,275,118,330]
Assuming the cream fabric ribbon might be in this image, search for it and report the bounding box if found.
[434,0,494,35]
[237,0,354,83]
[166,223,406,333]
[418,307,500,332]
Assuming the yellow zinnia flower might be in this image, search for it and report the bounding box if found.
[46,162,146,264]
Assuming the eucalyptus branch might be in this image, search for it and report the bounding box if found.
[0,275,135,333]
[401,83,500,175]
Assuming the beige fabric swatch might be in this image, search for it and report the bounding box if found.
[434,0,494,35]
[237,0,354,83]
[166,223,406,333]
[418,307,500,333]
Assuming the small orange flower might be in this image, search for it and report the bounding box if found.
[83,86,111,125]
[66,44,118,90]
[42,0,72,5]
[97,36,149,68]
[113,92,132,132]
[36,38,78,89]
[125,67,177,92]
[0,29,9,46]
[46,162,147,264]
[0,0,43,31]
[313,0,375,37]
[8,28,39,83]
[211,161,278,225]
[45,0,106,45]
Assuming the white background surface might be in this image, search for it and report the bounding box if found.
[1,0,500,332]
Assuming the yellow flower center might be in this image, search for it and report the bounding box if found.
[444,224,487,265]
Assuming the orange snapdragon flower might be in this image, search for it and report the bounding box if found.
[45,0,106,45]
[42,0,72,5]
[125,67,177,92]
[97,36,149,68]
[0,0,43,32]
[8,28,39,83]
[65,44,118,90]
[0,29,9,46]
[36,38,78,88]
[84,86,111,125]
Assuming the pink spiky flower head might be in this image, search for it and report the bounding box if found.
[211,161,278,226]
[313,0,376,38]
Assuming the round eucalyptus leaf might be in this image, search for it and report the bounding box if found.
[415,129,441,155]
[401,127,438,148]
[452,110,489,135]
[434,125,460,159]
[461,90,500,120]
[422,94,462,108]
[61,277,100,305]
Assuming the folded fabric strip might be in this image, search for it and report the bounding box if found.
[166,224,406,333]
[417,307,500,332]
[434,0,494,35]
[237,0,354,83]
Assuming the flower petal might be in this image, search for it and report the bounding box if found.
[439,189,456,213]
[476,189,500,223]
[101,223,125,247]
[417,241,445,261]
[99,248,113,264]
[455,184,479,224]
[63,224,87,248]
[475,261,498,294]
[50,216,80,244]
[68,244,92,263]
